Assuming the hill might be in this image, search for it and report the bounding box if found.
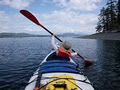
[79,32,120,40]
[0,33,49,38]
[0,32,87,38]
[58,33,87,37]
[0,32,88,38]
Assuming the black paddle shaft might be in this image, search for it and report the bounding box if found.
[41,26,84,59]
[20,9,93,67]
[41,26,62,42]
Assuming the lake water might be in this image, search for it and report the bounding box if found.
[0,37,120,90]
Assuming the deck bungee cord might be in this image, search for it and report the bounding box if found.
[27,73,93,86]
[26,66,93,90]
[40,77,83,90]
[27,75,93,90]
[23,51,95,90]
[25,60,94,90]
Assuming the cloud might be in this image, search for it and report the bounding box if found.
[39,10,98,34]
[0,0,102,34]
[53,0,67,7]
[42,10,98,25]
[0,11,11,32]
[0,11,44,34]
[0,0,34,9]
[38,0,101,34]
[0,10,98,34]
[0,11,9,21]
[53,0,101,11]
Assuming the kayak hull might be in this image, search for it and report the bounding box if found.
[25,51,94,90]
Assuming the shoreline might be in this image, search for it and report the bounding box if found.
[77,32,120,41]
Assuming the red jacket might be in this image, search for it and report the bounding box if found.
[57,47,72,58]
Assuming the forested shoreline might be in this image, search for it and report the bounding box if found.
[96,0,120,33]
[0,33,49,38]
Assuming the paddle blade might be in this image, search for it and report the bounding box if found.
[20,10,43,26]
[84,58,94,67]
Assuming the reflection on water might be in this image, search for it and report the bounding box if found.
[0,37,120,90]
[87,40,120,90]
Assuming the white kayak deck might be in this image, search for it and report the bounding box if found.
[25,51,95,90]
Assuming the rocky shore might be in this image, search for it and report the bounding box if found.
[78,32,120,40]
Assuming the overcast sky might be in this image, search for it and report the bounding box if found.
[0,0,106,35]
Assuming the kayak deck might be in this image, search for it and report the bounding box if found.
[39,60,80,74]
[25,51,94,90]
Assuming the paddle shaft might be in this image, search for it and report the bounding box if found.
[41,26,62,42]
[41,25,84,59]
[20,10,93,67]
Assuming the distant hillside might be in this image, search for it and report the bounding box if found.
[58,33,87,37]
[79,32,120,40]
[0,32,87,38]
[0,33,49,38]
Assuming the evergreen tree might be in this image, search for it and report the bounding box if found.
[96,0,118,33]
[104,7,110,32]
[96,7,106,32]
[106,0,117,32]
[117,0,120,31]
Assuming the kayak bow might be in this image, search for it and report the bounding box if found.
[25,51,94,90]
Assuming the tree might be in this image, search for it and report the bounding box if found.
[106,0,117,32]
[104,7,111,32]
[96,7,106,32]
[117,0,120,31]
[96,0,118,33]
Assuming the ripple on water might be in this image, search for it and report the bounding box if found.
[0,37,120,90]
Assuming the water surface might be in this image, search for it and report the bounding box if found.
[0,37,120,90]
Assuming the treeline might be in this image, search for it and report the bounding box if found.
[96,0,120,33]
[0,33,49,38]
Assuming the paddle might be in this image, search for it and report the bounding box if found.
[20,10,94,67]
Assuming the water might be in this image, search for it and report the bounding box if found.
[0,37,120,90]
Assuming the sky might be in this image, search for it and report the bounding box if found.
[0,0,107,35]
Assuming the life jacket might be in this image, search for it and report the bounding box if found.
[57,47,72,58]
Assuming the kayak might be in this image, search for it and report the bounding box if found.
[25,50,95,90]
